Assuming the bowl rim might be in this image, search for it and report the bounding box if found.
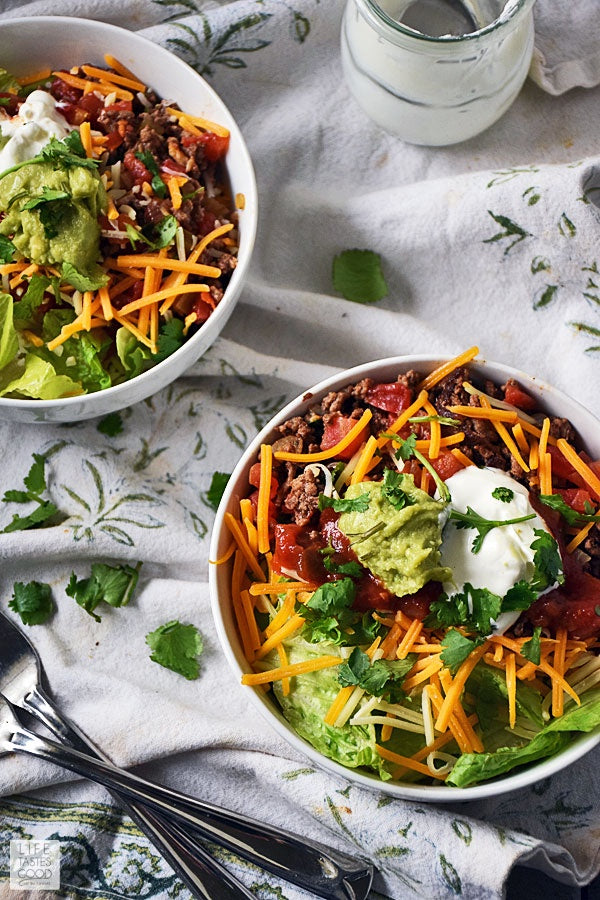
[209,352,600,802]
[0,15,258,408]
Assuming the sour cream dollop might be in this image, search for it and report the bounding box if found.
[0,90,71,173]
[439,466,557,634]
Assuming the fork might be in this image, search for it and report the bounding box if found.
[0,611,373,900]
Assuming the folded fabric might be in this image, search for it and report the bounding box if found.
[531,1,600,95]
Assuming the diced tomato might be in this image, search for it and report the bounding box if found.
[504,381,538,411]
[198,210,216,236]
[429,450,463,481]
[104,130,124,151]
[181,131,230,162]
[191,298,214,323]
[51,76,82,104]
[555,488,593,514]
[527,560,600,640]
[321,414,368,461]
[399,581,442,620]
[248,462,278,498]
[58,103,88,126]
[123,149,152,185]
[272,523,326,583]
[365,381,412,416]
[104,100,133,113]
[112,279,144,311]
[76,92,103,123]
[547,444,580,483]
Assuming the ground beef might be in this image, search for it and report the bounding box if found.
[319,378,373,416]
[583,527,600,579]
[283,469,321,526]
[274,416,321,454]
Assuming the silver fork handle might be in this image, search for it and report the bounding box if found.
[22,687,254,900]
[14,692,373,900]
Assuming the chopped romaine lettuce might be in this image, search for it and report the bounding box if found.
[266,634,392,779]
[447,688,600,787]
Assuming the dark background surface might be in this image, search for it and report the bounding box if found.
[507,867,600,899]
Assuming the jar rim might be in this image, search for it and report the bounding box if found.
[360,0,535,44]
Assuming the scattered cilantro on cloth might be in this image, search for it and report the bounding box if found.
[146,620,204,679]
[66,561,142,622]
[205,471,231,510]
[332,249,388,304]
[9,581,55,626]
[2,452,64,533]
[97,412,124,437]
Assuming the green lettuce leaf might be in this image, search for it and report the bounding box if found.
[0,292,19,371]
[0,352,83,399]
[265,634,391,779]
[0,67,20,94]
[116,326,152,377]
[447,688,600,788]
[12,274,53,329]
[38,309,111,393]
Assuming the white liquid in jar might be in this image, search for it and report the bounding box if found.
[341,0,535,145]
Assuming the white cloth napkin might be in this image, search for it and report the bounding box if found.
[1,1,600,899]
[530,2,600,95]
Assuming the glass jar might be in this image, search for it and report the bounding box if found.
[340,0,536,146]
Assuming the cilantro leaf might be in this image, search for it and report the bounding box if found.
[9,581,54,625]
[395,432,417,461]
[382,468,414,510]
[306,577,356,615]
[21,187,70,210]
[529,529,564,591]
[521,626,542,665]
[40,133,97,169]
[332,249,388,305]
[318,492,370,514]
[3,500,59,532]
[135,150,167,198]
[449,506,536,554]
[0,235,16,264]
[146,620,204,679]
[387,431,450,502]
[153,214,178,248]
[23,452,47,495]
[1,453,67,532]
[427,584,503,636]
[538,493,600,528]
[61,261,109,292]
[152,318,185,363]
[501,579,537,612]
[492,486,514,503]
[322,553,363,578]
[66,561,142,622]
[205,471,231,511]
[440,629,484,674]
[337,647,415,702]
[97,412,124,437]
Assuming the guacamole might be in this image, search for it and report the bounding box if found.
[0,160,106,276]
[338,474,451,597]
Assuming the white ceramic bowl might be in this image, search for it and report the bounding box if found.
[0,16,257,423]
[210,353,600,802]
